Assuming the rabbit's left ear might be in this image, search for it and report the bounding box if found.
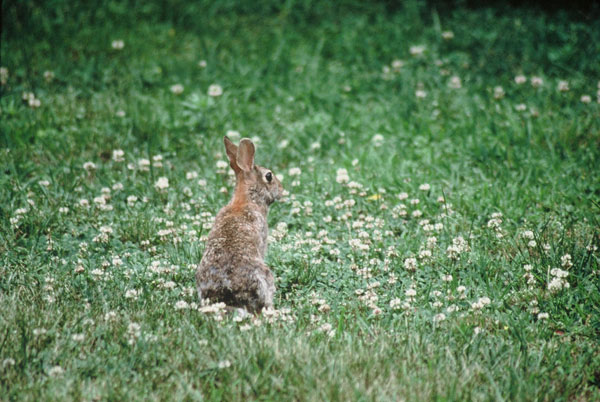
[237,139,255,172]
[224,136,241,173]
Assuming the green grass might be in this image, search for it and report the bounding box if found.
[1,0,600,400]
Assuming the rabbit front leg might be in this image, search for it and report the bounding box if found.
[254,267,275,309]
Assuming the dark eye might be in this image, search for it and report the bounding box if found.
[265,172,272,182]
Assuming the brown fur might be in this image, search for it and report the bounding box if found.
[196,137,283,313]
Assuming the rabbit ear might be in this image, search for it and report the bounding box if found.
[236,138,255,172]
[224,137,241,173]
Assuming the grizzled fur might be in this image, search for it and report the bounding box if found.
[196,137,283,313]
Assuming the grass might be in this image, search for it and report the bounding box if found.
[1,0,600,400]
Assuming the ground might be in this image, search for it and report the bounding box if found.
[1,1,599,400]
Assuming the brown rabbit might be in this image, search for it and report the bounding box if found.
[196,137,284,313]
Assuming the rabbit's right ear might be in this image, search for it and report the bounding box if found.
[224,137,241,173]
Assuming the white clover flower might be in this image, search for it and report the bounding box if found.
[170,84,184,95]
[557,80,569,92]
[28,97,41,108]
[137,159,150,171]
[515,103,527,112]
[152,154,163,167]
[389,298,402,309]
[442,31,454,40]
[111,40,124,50]
[560,254,573,269]
[0,67,8,85]
[125,289,139,299]
[548,277,569,293]
[2,358,15,368]
[471,297,491,310]
[208,84,223,97]
[391,59,404,70]
[411,210,423,218]
[33,328,48,337]
[83,161,96,172]
[409,45,426,56]
[104,311,118,321]
[90,268,104,277]
[15,207,29,215]
[419,183,430,191]
[418,249,432,259]
[537,312,549,320]
[128,322,141,337]
[216,160,229,169]
[116,110,126,117]
[157,229,172,237]
[48,366,64,377]
[336,168,349,184]
[175,300,190,310]
[433,313,446,322]
[71,333,85,342]
[493,86,505,99]
[415,89,427,99]
[404,257,418,272]
[522,230,534,240]
[372,133,384,147]
[112,149,125,162]
[580,95,591,104]
[99,225,113,235]
[44,70,55,82]
[288,167,302,176]
[22,91,34,101]
[154,177,169,192]
[198,60,207,68]
[225,130,240,139]
[514,75,527,84]
[447,305,458,313]
[449,76,462,89]
[550,268,569,278]
[218,360,231,369]
[531,76,543,88]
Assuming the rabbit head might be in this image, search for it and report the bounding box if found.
[224,137,283,207]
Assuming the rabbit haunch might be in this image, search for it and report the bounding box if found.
[196,137,283,313]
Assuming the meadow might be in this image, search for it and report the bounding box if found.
[1,0,599,400]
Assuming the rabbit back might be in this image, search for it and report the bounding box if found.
[196,205,274,312]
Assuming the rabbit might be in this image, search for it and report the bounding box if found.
[196,136,284,314]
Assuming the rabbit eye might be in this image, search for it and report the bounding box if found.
[265,172,273,183]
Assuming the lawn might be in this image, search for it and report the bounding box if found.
[1,0,599,400]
